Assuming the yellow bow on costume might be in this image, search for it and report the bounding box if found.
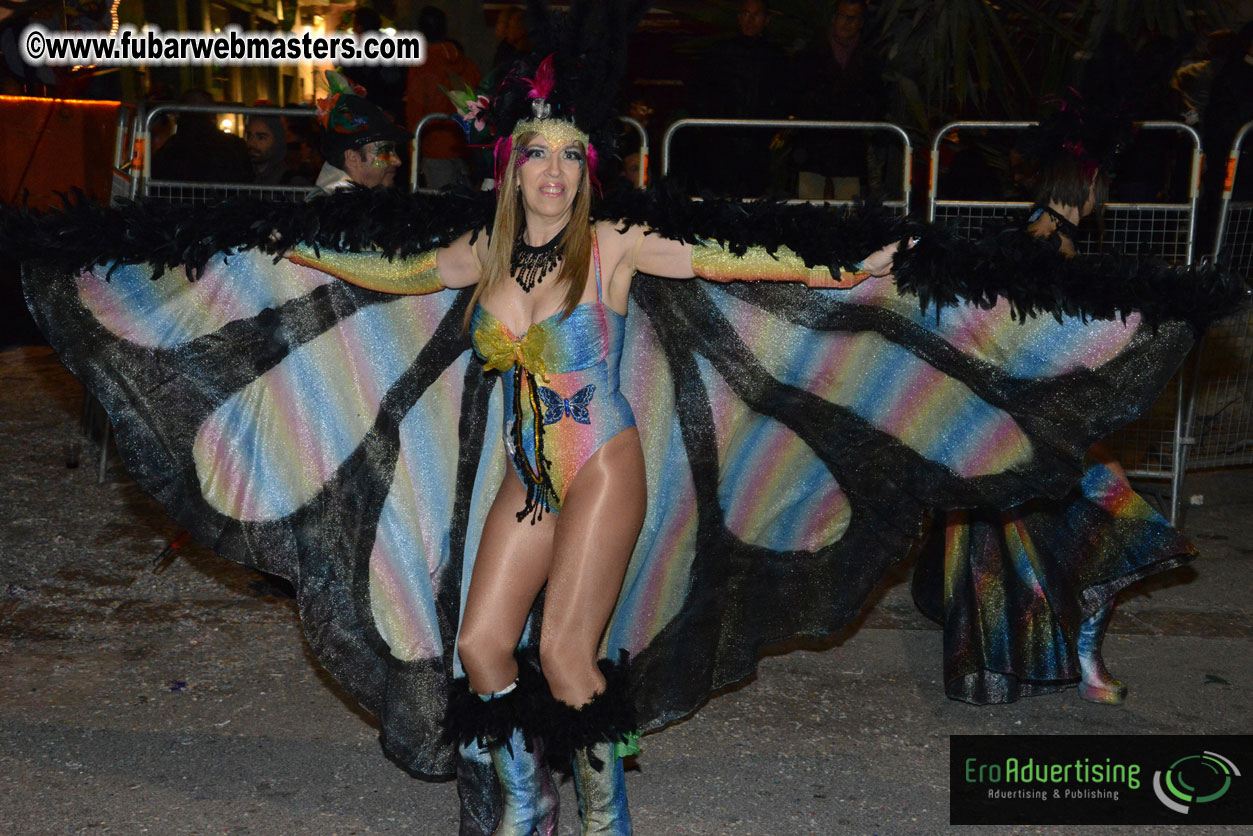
[474,322,550,382]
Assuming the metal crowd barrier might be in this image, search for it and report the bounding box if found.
[661,118,912,214]
[411,114,650,192]
[1185,121,1253,472]
[108,104,138,203]
[929,121,1201,262]
[1212,121,1253,273]
[139,103,320,203]
[928,120,1205,524]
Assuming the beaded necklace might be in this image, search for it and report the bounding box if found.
[510,225,567,292]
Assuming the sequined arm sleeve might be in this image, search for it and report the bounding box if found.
[287,244,443,295]
[690,239,868,289]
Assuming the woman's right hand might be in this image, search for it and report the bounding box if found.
[858,237,917,279]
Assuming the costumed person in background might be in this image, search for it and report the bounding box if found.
[9,3,1246,836]
[912,98,1198,706]
[313,71,407,195]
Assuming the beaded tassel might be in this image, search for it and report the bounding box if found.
[509,366,560,523]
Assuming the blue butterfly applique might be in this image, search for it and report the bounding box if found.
[537,384,596,425]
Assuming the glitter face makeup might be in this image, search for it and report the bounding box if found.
[516,134,583,222]
[367,142,401,168]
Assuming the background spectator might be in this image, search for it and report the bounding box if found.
[406,6,483,190]
[1172,28,1237,128]
[342,6,407,127]
[314,72,408,195]
[793,0,887,200]
[151,89,251,184]
[1199,21,1253,248]
[490,6,531,82]
[245,113,310,186]
[691,0,789,197]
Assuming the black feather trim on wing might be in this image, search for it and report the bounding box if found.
[2,184,906,279]
[892,223,1250,334]
[593,181,913,273]
[0,187,496,279]
[4,185,1245,333]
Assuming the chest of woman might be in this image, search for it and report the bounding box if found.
[470,299,618,377]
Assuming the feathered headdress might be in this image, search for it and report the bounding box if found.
[1019,90,1136,183]
[447,1,651,188]
[1018,32,1190,183]
[316,70,408,160]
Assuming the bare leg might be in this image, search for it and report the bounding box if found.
[458,470,557,694]
[540,428,647,706]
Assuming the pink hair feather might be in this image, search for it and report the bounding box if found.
[493,135,515,187]
[522,55,556,101]
[587,143,601,193]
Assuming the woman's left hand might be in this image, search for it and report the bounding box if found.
[859,240,903,278]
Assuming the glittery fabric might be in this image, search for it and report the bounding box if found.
[21,220,1198,780]
[487,729,560,836]
[691,240,867,288]
[287,245,441,295]
[912,457,1196,704]
[512,118,589,149]
[470,241,634,514]
[573,742,631,836]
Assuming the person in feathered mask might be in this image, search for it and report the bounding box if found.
[313,71,408,194]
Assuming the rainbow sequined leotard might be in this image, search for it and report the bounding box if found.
[471,233,635,520]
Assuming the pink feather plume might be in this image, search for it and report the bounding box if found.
[523,55,556,101]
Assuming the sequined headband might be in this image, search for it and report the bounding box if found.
[511,118,589,148]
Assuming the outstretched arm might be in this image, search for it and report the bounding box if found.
[287,229,485,293]
[628,226,897,288]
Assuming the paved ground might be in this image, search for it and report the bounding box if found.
[0,345,1249,836]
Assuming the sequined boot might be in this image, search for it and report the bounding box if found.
[537,653,636,836]
[573,741,632,836]
[455,738,498,836]
[446,678,560,836]
[489,728,559,836]
[1077,602,1127,704]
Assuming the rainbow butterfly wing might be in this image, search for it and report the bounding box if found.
[20,198,1200,781]
[565,383,596,424]
[608,274,1194,729]
[536,385,566,425]
[23,248,505,778]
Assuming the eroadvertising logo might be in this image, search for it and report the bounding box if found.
[1153,751,1241,814]
[950,735,1251,825]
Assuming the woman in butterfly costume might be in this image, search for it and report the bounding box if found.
[289,45,896,832]
[910,96,1205,710]
[10,4,1247,836]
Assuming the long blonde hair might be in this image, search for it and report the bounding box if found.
[463,130,594,332]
